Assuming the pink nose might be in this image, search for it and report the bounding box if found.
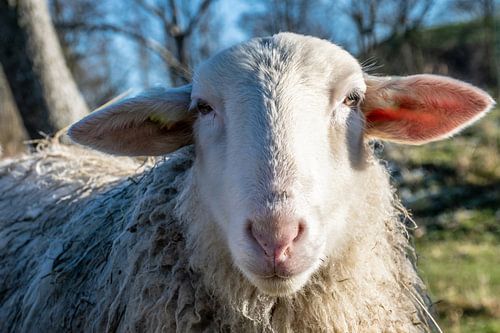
[248,218,305,264]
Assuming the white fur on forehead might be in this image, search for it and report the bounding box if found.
[192,33,365,100]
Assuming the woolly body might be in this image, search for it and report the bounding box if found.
[0,144,429,332]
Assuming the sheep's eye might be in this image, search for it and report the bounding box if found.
[194,100,214,115]
[343,90,361,107]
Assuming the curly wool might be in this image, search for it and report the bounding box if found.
[0,143,434,332]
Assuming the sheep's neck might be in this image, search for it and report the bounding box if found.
[177,163,431,332]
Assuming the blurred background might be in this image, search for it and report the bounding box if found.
[0,0,498,331]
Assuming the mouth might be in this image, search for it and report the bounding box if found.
[245,270,312,296]
[256,272,293,279]
[233,239,324,296]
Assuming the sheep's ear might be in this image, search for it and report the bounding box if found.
[361,75,495,144]
[68,85,194,156]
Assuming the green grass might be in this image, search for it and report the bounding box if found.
[416,239,500,333]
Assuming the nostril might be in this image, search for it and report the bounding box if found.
[293,221,305,243]
[246,220,253,237]
[247,220,271,256]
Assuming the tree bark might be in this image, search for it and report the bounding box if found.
[0,0,88,139]
[0,64,28,157]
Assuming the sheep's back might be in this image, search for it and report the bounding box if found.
[0,144,202,332]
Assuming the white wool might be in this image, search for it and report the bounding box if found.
[0,143,433,332]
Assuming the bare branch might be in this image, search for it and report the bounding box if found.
[168,0,179,27]
[134,0,168,25]
[166,0,182,37]
[55,21,192,81]
[411,0,434,30]
[184,0,213,36]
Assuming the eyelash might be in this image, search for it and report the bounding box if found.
[191,100,214,115]
[343,90,362,107]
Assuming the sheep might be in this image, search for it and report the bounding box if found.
[0,33,494,332]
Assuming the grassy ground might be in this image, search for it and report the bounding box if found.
[416,239,500,332]
[385,108,499,332]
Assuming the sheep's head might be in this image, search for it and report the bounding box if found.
[69,33,494,296]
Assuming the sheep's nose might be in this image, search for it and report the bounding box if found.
[248,218,305,264]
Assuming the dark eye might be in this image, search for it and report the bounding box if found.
[193,100,214,115]
[343,90,361,107]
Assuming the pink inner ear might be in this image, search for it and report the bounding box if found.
[363,75,494,144]
[366,96,465,137]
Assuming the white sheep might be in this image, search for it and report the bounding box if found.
[0,33,494,332]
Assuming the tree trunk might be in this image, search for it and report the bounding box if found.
[0,0,88,139]
[0,64,28,157]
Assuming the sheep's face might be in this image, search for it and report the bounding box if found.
[69,33,493,297]
[191,34,368,295]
